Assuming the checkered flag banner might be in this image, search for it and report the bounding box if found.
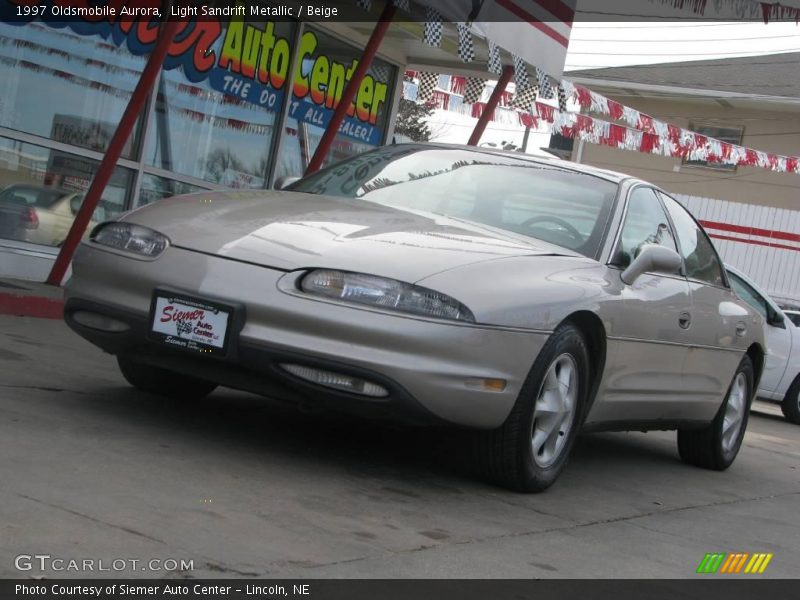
[370,64,391,84]
[536,67,554,99]
[462,77,486,104]
[557,85,567,112]
[392,0,411,10]
[487,39,502,75]
[513,55,531,90]
[416,71,438,103]
[456,23,475,63]
[175,320,193,336]
[512,86,538,111]
[424,7,443,47]
[356,0,371,11]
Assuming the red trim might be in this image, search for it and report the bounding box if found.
[495,0,570,47]
[0,293,64,319]
[530,0,575,25]
[699,219,800,244]
[708,233,800,253]
[305,2,396,174]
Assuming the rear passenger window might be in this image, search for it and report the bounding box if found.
[660,194,725,287]
[614,187,678,269]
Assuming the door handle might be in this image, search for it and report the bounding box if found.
[679,312,692,329]
[735,322,747,337]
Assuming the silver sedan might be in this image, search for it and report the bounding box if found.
[64,144,765,492]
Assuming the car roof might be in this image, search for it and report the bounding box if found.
[394,142,631,184]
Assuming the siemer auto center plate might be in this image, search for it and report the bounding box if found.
[149,292,233,357]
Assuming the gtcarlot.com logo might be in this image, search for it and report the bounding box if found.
[15,554,194,573]
[696,552,773,574]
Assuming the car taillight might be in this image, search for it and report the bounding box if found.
[20,207,39,230]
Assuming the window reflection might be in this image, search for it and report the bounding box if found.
[0,22,144,157]
[0,137,129,246]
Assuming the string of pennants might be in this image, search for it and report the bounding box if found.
[403,71,800,175]
[646,0,800,22]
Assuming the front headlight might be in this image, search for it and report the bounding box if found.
[91,222,169,258]
[300,269,475,323]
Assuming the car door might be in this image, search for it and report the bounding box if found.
[727,269,791,399]
[593,186,693,423]
[660,194,748,415]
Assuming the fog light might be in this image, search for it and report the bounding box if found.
[281,364,388,398]
[71,310,130,333]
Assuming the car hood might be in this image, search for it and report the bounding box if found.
[123,190,579,282]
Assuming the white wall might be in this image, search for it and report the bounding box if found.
[677,194,800,307]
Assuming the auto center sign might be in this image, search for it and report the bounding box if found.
[5,1,391,145]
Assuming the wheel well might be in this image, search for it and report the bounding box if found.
[746,343,765,390]
[560,311,607,415]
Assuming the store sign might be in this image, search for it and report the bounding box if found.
[289,31,387,145]
[6,1,392,145]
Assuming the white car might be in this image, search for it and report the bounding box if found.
[727,266,800,424]
[783,310,800,328]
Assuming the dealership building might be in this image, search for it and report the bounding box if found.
[1,0,575,281]
[0,13,404,256]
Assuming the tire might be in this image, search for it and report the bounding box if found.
[475,323,590,493]
[117,356,217,401]
[678,355,754,470]
[780,376,800,425]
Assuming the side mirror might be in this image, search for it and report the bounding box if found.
[621,244,682,285]
[767,306,786,328]
[273,176,300,190]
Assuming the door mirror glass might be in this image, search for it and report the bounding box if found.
[621,244,683,285]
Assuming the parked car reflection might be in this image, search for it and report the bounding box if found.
[0,184,109,246]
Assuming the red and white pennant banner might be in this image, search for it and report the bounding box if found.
[559,80,800,175]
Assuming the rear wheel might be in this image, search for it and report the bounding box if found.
[117,356,217,401]
[475,324,590,492]
[678,356,753,470]
[781,376,800,425]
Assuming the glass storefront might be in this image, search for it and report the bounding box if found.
[0,136,130,246]
[0,13,398,249]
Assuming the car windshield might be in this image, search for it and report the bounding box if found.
[785,312,800,327]
[290,146,619,258]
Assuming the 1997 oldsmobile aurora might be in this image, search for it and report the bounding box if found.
[64,144,765,492]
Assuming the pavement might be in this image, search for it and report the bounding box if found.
[1,314,799,579]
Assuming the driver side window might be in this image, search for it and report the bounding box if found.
[614,187,678,269]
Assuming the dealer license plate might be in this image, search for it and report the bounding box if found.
[149,293,232,357]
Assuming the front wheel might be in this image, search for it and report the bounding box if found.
[117,356,218,401]
[475,324,590,492]
[678,355,754,470]
[780,375,800,425]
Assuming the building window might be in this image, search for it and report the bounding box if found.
[0,22,146,159]
[684,123,743,171]
[0,136,130,247]
[144,19,296,188]
[138,174,208,207]
[273,28,397,180]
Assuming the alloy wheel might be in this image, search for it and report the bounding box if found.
[721,372,747,453]
[531,353,578,468]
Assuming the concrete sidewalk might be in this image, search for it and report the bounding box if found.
[0,278,63,319]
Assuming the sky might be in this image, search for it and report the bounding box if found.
[429,21,800,151]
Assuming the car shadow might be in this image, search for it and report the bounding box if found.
[75,384,684,493]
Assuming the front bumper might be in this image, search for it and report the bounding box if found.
[64,243,550,428]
